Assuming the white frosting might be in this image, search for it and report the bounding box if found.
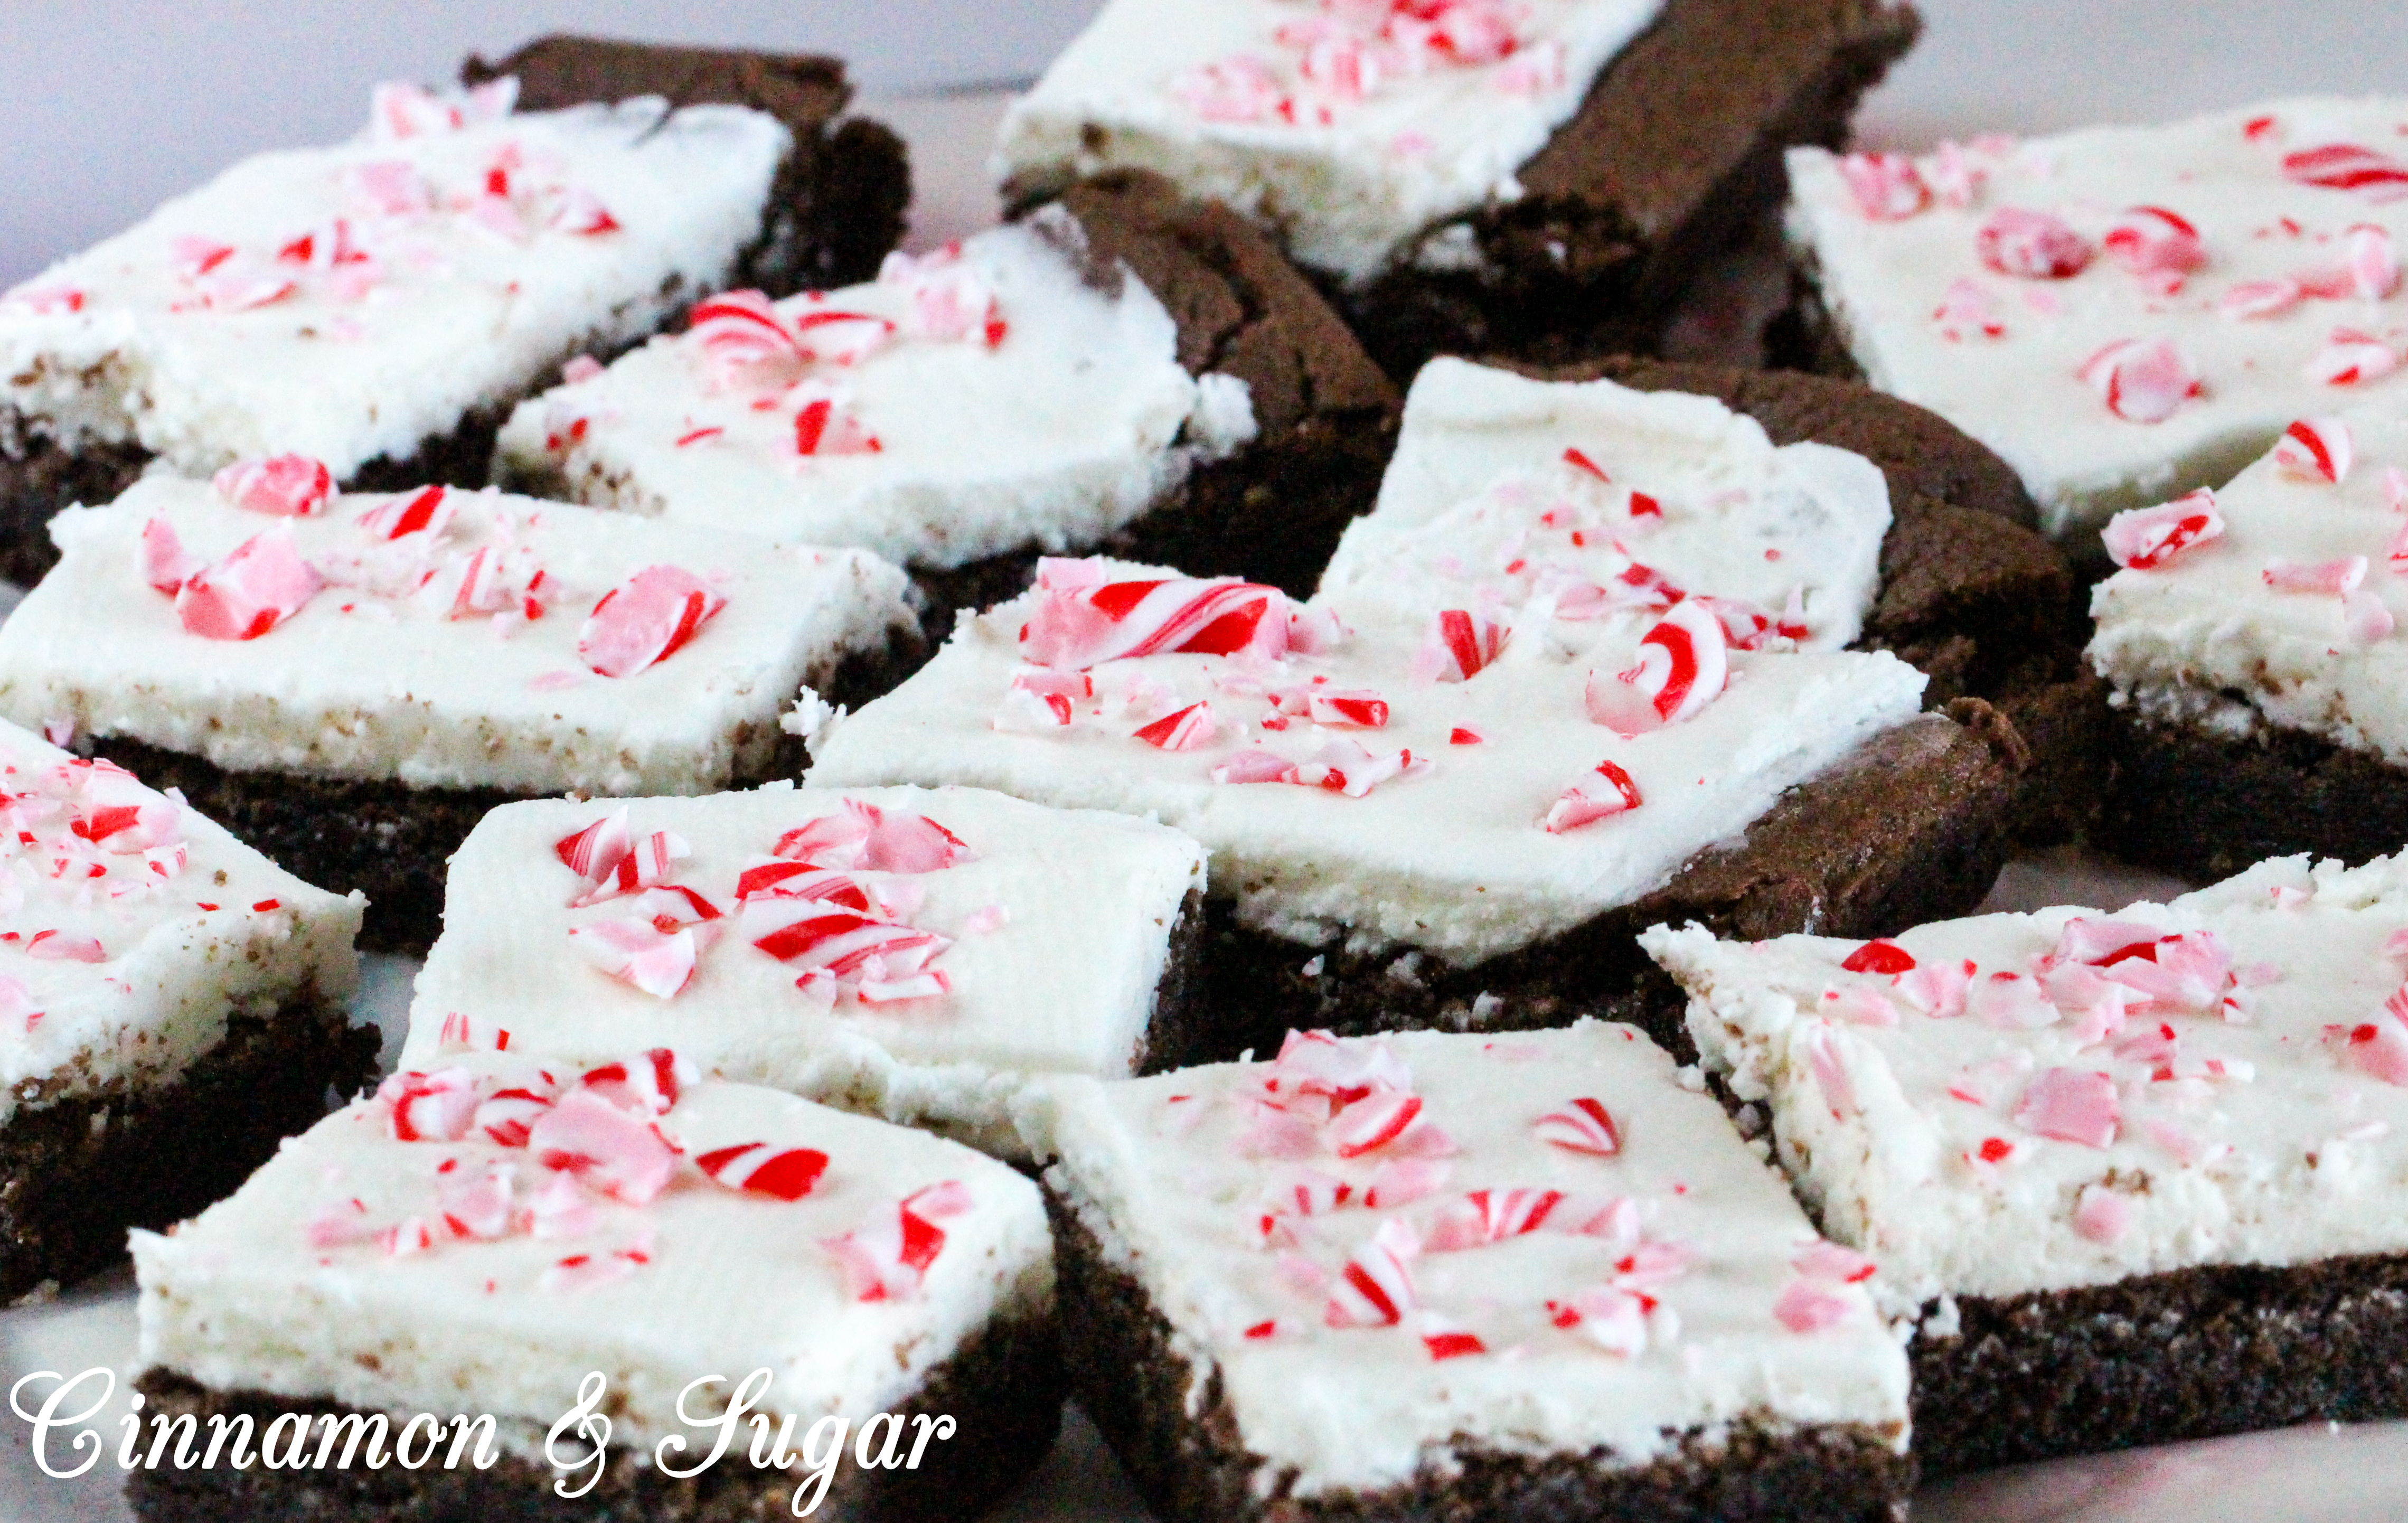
[0,476,913,796]
[2089,406,2408,763]
[807,563,1927,966]
[1018,1023,1909,1496]
[1320,359,1892,652]
[135,1061,1051,1459]
[0,716,360,1127]
[401,783,1206,1158]
[1647,852,2408,1311]
[1786,98,2408,541]
[494,218,1252,572]
[994,0,1666,286]
[0,89,788,480]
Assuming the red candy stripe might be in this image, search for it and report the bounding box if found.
[577,566,725,679]
[1841,939,1916,974]
[695,1142,831,1200]
[1533,1097,1622,1156]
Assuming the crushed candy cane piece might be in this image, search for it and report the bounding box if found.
[695,1142,830,1200]
[2103,490,2224,570]
[1838,152,1930,220]
[1544,760,1642,833]
[2080,339,2200,424]
[1585,599,1728,737]
[1532,1097,1621,1156]
[578,566,725,678]
[2015,1067,2119,1148]
[1978,207,2094,279]
[212,455,332,517]
[2272,418,2354,484]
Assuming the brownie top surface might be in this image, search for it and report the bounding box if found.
[809,555,1928,966]
[995,0,1669,284]
[135,1058,1049,1451]
[2090,405,2408,763]
[497,217,1244,572]
[0,84,787,478]
[0,476,912,796]
[463,33,852,132]
[1648,850,2408,1307]
[1027,1022,1908,1494]
[404,782,1203,1149]
[1788,95,2408,542]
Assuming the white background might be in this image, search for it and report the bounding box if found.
[5,4,2408,1521]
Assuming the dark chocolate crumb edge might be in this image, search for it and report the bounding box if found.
[1194,710,2013,1067]
[0,989,375,1301]
[1133,888,1210,1077]
[1041,1183,1913,1523]
[1340,0,1922,381]
[127,1300,1063,1523]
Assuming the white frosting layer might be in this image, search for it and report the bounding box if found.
[401,783,1206,1158]
[807,562,1927,966]
[1321,360,1892,653]
[136,1061,1051,1459]
[1020,1023,1908,1496]
[2089,406,2408,763]
[0,716,360,1127]
[1787,98,2408,541]
[494,218,1252,572]
[994,0,1665,286]
[0,476,913,796]
[1648,853,2408,1311]
[0,89,788,478]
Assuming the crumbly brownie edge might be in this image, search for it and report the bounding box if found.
[1132,888,1211,1077]
[126,1299,1063,1523]
[1198,710,2015,1065]
[1341,0,1922,380]
[1041,1183,1911,1523]
[0,989,376,1301]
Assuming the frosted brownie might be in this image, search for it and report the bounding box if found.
[400,783,1207,1159]
[1018,1022,1911,1522]
[130,1052,1058,1521]
[2090,408,2408,877]
[0,473,914,949]
[999,0,1920,379]
[0,716,370,1299]
[1784,97,2408,549]
[808,552,2015,1057]
[0,62,902,585]
[499,170,1399,618]
[1647,851,2408,1473]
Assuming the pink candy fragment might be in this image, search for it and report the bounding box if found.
[1584,599,1729,737]
[567,918,701,1000]
[1532,1097,1623,1157]
[1977,207,2094,280]
[2305,329,2402,387]
[1793,1240,1877,1284]
[2102,206,2207,285]
[1544,760,1643,833]
[2103,490,2225,570]
[2282,143,2408,199]
[525,1089,680,1205]
[211,454,333,518]
[2014,1067,2119,1148]
[172,530,324,641]
[2272,418,2354,485]
[577,566,725,678]
[2080,339,2201,424]
[2072,1185,2131,1245]
[1133,701,1218,751]
[1838,152,1930,220]
[2219,278,2304,320]
[1324,1217,1420,1329]
[1773,1278,1851,1333]
[1020,568,1287,670]
[822,1181,972,1302]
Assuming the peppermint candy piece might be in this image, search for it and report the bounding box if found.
[139,518,204,595]
[174,530,324,641]
[821,1181,972,1303]
[695,1142,831,1201]
[793,395,882,457]
[2072,1185,2132,1245]
[2103,490,2223,571]
[2282,143,2408,199]
[735,860,869,906]
[380,1067,481,1143]
[1211,748,1298,785]
[2305,329,2402,387]
[1841,938,1915,974]
[1584,599,1729,738]
[2218,278,2304,320]
[472,1086,555,1149]
[554,808,691,908]
[1543,760,1642,833]
[526,1088,680,1205]
[2348,224,2403,299]
[359,485,453,540]
[1837,152,1930,220]
[1549,1285,1649,1356]
[1306,690,1388,729]
[1415,608,1508,682]
[437,1164,519,1240]
[1792,1241,1877,1284]
[1019,569,1288,669]
[1292,738,1428,798]
[1326,1089,1423,1159]
[774,798,970,874]
[1424,1188,1564,1251]
[24,932,102,963]
[2079,339,2200,424]
[539,1242,653,1294]
[1532,1097,1622,1157]
[1803,1024,1858,1119]
[1773,1278,1852,1333]
[1977,207,2094,279]
[579,1049,695,1117]
[2101,206,2207,283]
[2272,418,2354,485]
[567,918,700,999]
[2014,1067,2119,1148]
[1133,701,1217,751]
[1970,970,2058,1030]
[578,566,726,678]
[2333,993,2408,1086]
[2263,554,2369,596]
[1324,1217,1419,1329]
[1417,1314,1487,1362]
[211,455,332,518]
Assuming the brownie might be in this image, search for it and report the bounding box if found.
[2095,718,2408,884]
[127,1302,1062,1522]
[1045,1190,1913,1523]
[463,34,910,297]
[1339,0,1923,382]
[0,994,374,1301]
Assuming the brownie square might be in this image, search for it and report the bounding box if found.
[1019,1022,1912,1522]
[0,474,917,949]
[1647,850,2408,1474]
[0,716,372,1299]
[130,1055,1059,1521]
[402,783,1207,1159]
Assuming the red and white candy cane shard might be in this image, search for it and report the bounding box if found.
[2014,1066,2119,1148]
[735,859,869,906]
[774,798,967,874]
[747,901,951,982]
[2334,1002,2408,1086]
[139,518,204,595]
[1585,598,1729,737]
[380,1067,481,1143]
[550,187,619,236]
[689,289,798,370]
[472,1087,554,1149]
[1324,1218,1420,1328]
[1926,139,1985,208]
[1293,738,1428,798]
[2306,329,2403,387]
[821,1181,971,1302]
[2080,339,2200,424]
[1007,666,1090,727]
[1425,1188,1564,1251]
[2102,206,2207,281]
[526,1088,680,1205]
[1306,689,1388,729]
[1970,970,2058,1030]
[1793,1241,1878,1284]
[1268,1028,1412,1106]
[1360,1158,1450,1209]
[2072,1186,2132,1245]
[695,1142,831,1201]
[623,884,722,934]
[359,485,453,540]
[212,454,333,518]
[1977,206,2094,279]
[790,308,897,366]
[578,565,726,678]
[1841,938,1916,974]
[1837,152,1930,220]
[1133,701,1218,751]
[1327,1089,1424,1158]
[2102,489,2224,571]
[1932,276,2007,341]
[2348,223,2403,299]
[174,530,324,641]
[1211,748,1300,785]
[538,1243,652,1294]
[567,918,699,1000]
[2219,278,2304,320]
[1418,1315,1488,1362]
[437,1165,518,1240]
[792,395,882,457]
[580,1049,695,1116]
[556,808,691,908]
[1804,1024,1858,1119]
[1773,1278,1852,1334]
[2263,554,2369,596]
[2273,418,2354,485]
[2281,143,2408,197]
[1543,760,1643,833]
[1019,571,1288,669]
[1533,1097,1622,1157]
[1551,1285,1649,1356]
[1418,608,1508,682]
[23,932,102,963]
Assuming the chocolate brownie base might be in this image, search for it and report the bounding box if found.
[463,35,910,296]
[127,1302,1063,1523]
[1339,0,1921,382]
[1043,1187,1912,1523]
[1199,709,2016,1066]
[1129,888,1214,1077]
[0,991,374,1301]
[2095,713,2408,883]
